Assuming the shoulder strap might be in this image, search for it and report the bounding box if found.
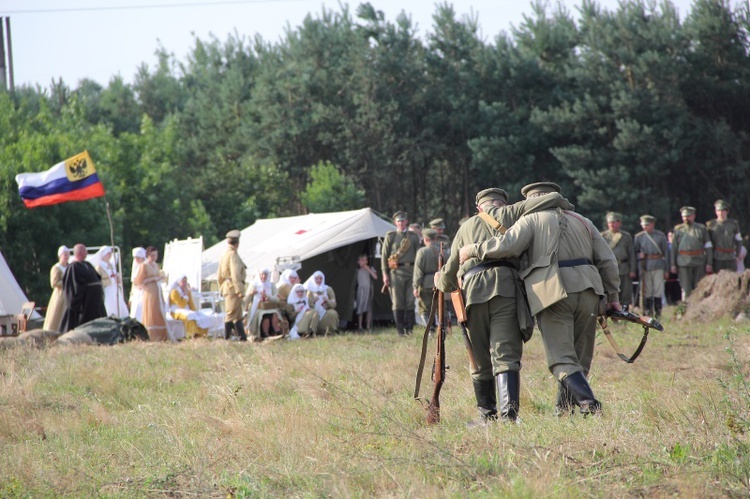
[478,212,507,234]
[643,232,663,255]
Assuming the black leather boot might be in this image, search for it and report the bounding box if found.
[234,320,248,342]
[645,297,654,316]
[466,378,497,428]
[224,321,234,340]
[394,310,405,336]
[497,371,520,421]
[654,299,662,319]
[555,383,575,416]
[561,371,601,415]
[404,309,415,335]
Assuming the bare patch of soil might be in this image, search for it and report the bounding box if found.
[682,270,750,322]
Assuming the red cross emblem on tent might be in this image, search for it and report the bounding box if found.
[294,229,309,235]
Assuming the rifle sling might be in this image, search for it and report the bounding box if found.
[597,315,650,363]
[414,287,440,400]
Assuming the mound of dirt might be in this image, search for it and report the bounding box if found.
[682,269,750,322]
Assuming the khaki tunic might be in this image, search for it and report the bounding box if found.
[634,230,669,299]
[218,246,247,322]
[43,264,67,332]
[436,193,576,378]
[601,229,635,305]
[671,222,712,298]
[381,230,421,310]
[474,207,620,379]
[413,244,445,317]
[707,218,742,272]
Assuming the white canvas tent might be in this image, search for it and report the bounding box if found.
[0,250,39,332]
[202,208,396,325]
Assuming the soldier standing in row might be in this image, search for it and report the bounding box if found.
[707,199,742,273]
[382,211,421,336]
[601,212,636,311]
[671,206,713,299]
[634,215,669,318]
[218,230,248,341]
[413,229,445,325]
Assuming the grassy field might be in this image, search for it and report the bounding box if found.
[0,308,748,497]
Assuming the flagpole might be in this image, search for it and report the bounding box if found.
[104,195,123,316]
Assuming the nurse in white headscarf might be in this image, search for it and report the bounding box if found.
[90,246,129,318]
[245,268,283,339]
[129,247,146,321]
[303,270,340,335]
[286,283,317,339]
[43,245,70,331]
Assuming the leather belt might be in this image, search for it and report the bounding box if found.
[715,247,736,254]
[645,254,664,259]
[559,258,592,268]
[462,260,517,280]
[679,250,704,256]
[394,262,413,268]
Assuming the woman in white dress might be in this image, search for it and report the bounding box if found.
[129,247,146,322]
[91,246,129,318]
[245,268,283,340]
[168,274,211,338]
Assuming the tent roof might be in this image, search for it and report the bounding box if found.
[0,251,33,317]
[202,208,395,281]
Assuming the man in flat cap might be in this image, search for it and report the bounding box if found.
[670,206,712,299]
[707,200,742,273]
[601,212,636,311]
[634,215,669,318]
[382,211,421,336]
[436,186,575,425]
[413,229,448,325]
[458,181,621,417]
[218,229,248,341]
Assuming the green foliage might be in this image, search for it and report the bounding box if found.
[301,161,364,213]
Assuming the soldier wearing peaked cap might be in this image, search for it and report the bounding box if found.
[413,228,448,326]
[429,218,451,248]
[600,211,636,310]
[671,206,713,299]
[436,186,580,425]
[707,199,742,273]
[218,229,248,341]
[382,211,421,336]
[634,215,669,318]
[458,181,621,418]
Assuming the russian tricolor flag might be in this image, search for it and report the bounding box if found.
[15,151,106,208]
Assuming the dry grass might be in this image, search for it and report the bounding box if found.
[0,307,748,497]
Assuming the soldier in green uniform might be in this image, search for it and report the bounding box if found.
[429,218,451,249]
[634,215,669,318]
[707,199,742,273]
[459,182,621,416]
[670,206,713,299]
[436,187,576,424]
[218,230,248,341]
[381,211,422,336]
[601,212,636,310]
[413,229,446,325]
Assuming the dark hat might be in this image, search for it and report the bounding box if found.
[521,181,562,198]
[606,211,622,223]
[226,229,241,239]
[714,199,730,210]
[680,206,696,216]
[422,228,438,240]
[640,214,656,225]
[475,188,509,206]
[392,211,408,221]
[429,218,445,229]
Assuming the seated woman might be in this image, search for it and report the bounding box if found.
[245,268,285,340]
[304,270,340,335]
[276,269,300,326]
[168,275,211,338]
[287,283,318,339]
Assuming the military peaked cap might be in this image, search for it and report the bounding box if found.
[422,228,438,240]
[714,199,730,210]
[606,211,622,222]
[475,188,509,206]
[226,229,241,239]
[392,211,408,221]
[680,206,696,216]
[429,218,445,229]
[521,181,562,198]
[640,215,656,225]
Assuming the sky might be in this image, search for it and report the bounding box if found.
[1,0,702,89]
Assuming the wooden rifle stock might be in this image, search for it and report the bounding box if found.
[450,290,478,373]
[427,243,446,424]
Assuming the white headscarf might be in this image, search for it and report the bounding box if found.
[88,245,113,272]
[249,268,273,318]
[57,245,70,257]
[303,270,328,293]
[287,283,309,339]
[170,274,188,295]
[130,247,146,285]
[279,269,299,287]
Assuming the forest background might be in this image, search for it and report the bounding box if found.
[1,0,749,303]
